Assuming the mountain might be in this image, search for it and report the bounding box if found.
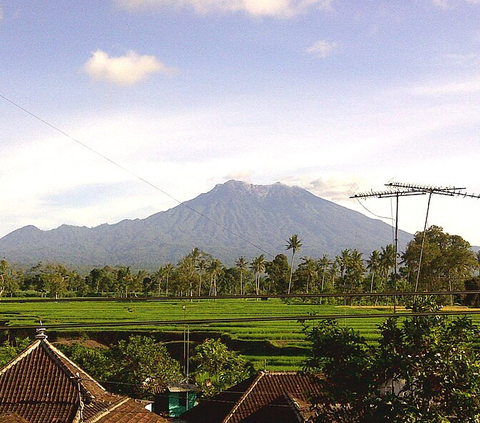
[0,180,412,268]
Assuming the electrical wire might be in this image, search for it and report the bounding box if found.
[0,94,275,259]
[4,306,480,331]
[355,198,394,222]
[1,289,475,303]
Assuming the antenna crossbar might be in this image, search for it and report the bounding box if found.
[350,189,425,199]
[385,182,467,197]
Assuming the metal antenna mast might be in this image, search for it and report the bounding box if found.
[353,182,480,301]
[385,183,468,294]
[351,187,426,311]
[350,187,426,279]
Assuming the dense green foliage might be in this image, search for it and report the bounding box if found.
[115,335,182,395]
[402,225,477,294]
[59,336,252,399]
[192,338,254,397]
[304,298,480,422]
[59,335,182,397]
[0,337,32,368]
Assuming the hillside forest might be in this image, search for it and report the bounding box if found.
[1,225,479,303]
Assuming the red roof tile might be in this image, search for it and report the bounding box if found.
[0,338,168,423]
[181,372,320,423]
[0,412,29,422]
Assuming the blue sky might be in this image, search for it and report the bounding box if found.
[1,0,480,248]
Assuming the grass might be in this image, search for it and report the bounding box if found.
[1,298,478,370]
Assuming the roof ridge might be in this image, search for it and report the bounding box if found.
[83,396,130,423]
[263,371,298,375]
[283,393,307,423]
[39,340,92,403]
[223,372,265,423]
[43,340,107,395]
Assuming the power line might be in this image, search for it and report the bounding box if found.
[0,94,275,258]
[3,309,480,331]
[1,290,479,303]
[354,198,394,221]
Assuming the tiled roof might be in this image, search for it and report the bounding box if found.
[180,372,320,423]
[94,398,167,423]
[0,337,168,423]
[179,375,257,423]
[0,412,29,422]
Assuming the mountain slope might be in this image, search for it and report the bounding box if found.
[0,180,411,268]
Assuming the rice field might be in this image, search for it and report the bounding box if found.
[0,298,476,371]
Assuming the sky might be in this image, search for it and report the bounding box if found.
[1,0,480,249]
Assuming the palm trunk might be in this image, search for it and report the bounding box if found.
[288,253,296,294]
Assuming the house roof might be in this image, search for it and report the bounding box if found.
[0,331,168,423]
[180,372,320,423]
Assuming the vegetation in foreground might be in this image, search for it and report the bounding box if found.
[0,335,253,400]
[303,297,480,422]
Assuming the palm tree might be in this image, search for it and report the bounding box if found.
[286,234,302,294]
[330,261,339,291]
[153,267,163,296]
[367,250,381,293]
[336,249,351,290]
[317,254,332,292]
[476,250,480,276]
[196,258,207,296]
[348,249,365,292]
[163,263,173,297]
[189,247,201,265]
[251,255,266,296]
[208,259,223,296]
[134,270,148,295]
[380,244,396,291]
[235,256,248,296]
[299,257,318,294]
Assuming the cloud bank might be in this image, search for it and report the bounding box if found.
[83,50,172,85]
[306,40,337,58]
[413,75,480,95]
[115,0,332,17]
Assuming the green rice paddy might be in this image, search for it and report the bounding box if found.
[0,299,476,371]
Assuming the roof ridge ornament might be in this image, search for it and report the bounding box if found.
[35,321,48,340]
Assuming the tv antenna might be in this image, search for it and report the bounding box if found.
[350,186,426,284]
[352,182,480,297]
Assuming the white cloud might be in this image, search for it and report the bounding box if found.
[286,176,367,201]
[115,0,330,17]
[413,75,480,95]
[83,50,173,86]
[306,39,337,58]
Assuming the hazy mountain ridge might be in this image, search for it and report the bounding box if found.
[0,180,412,268]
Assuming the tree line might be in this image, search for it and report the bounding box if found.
[1,225,479,301]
